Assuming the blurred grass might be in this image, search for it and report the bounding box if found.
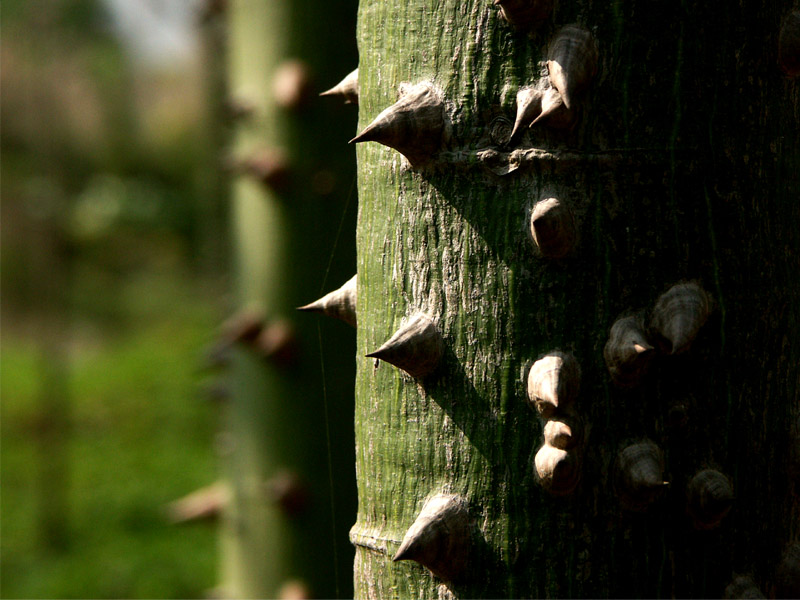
[1,270,222,599]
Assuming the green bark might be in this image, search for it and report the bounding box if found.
[222,1,358,597]
[352,0,799,598]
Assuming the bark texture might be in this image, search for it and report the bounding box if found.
[222,1,358,597]
[351,0,799,597]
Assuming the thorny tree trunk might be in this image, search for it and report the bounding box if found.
[349,0,800,598]
[220,1,358,598]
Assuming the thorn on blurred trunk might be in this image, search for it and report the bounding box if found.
[165,481,230,524]
[272,60,313,111]
[253,319,300,369]
[264,470,309,517]
[239,149,292,192]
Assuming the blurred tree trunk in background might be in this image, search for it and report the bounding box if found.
[221,1,358,598]
[196,6,229,280]
[351,0,799,598]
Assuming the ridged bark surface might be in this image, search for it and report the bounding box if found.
[352,1,799,597]
[223,1,358,597]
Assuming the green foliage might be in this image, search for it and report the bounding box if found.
[1,1,230,597]
[0,274,220,599]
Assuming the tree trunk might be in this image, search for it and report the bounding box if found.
[351,0,799,598]
[221,1,358,597]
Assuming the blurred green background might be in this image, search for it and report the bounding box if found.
[1,0,232,596]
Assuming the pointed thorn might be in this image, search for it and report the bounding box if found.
[604,313,655,387]
[614,441,667,511]
[349,129,373,145]
[241,149,291,190]
[350,115,391,145]
[253,320,300,368]
[264,470,309,517]
[508,123,524,143]
[277,580,311,600]
[510,87,543,143]
[530,87,576,130]
[530,197,576,258]
[392,545,411,562]
[650,281,713,355]
[546,26,598,109]
[530,114,547,127]
[365,313,443,378]
[320,68,359,104]
[534,444,582,495]
[165,481,229,524]
[509,113,531,143]
[526,351,581,418]
[219,309,265,346]
[393,493,470,581]
[348,82,444,166]
[297,275,357,327]
[272,59,312,110]
[530,99,559,127]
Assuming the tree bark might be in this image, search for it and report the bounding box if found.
[351,0,799,598]
[222,1,358,597]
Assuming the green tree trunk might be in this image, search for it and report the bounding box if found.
[222,1,358,597]
[196,5,229,279]
[351,0,800,598]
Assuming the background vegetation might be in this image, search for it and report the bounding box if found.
[1,0,229,596]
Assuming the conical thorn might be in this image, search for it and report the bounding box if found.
[297,275,357,327]
[509,87,543,143]
[349,82,444,167]
[320,68,359,105]
[393,493,470,582]
[366,313,443,378]
[529,87,572,129]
